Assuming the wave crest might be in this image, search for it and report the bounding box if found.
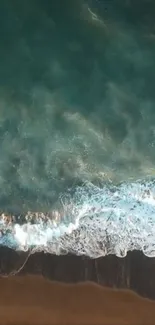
[0,179,155,258]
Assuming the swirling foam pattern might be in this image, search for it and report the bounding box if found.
[0,179,155,258]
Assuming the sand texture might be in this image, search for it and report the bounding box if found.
[0,275,155,325]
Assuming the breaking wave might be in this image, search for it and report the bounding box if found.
[1,178,155,258]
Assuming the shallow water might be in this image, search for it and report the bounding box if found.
[0,0,155,256]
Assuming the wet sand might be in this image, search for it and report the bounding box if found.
[0,275,154,325]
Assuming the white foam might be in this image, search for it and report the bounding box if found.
[1,179,155,257]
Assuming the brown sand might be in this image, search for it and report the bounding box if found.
[0,276,154,325]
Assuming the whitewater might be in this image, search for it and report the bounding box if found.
[0,179,155,258]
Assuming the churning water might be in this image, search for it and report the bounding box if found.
[0,0,155,257]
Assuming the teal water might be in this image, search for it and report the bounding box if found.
[0,0,155,256]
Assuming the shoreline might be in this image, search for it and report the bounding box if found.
[1,247,155,299]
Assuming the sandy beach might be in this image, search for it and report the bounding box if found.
[0,275,154,325]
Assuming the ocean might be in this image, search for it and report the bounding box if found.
[0,0,155,257]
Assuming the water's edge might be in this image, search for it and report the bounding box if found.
[1,248,155,300]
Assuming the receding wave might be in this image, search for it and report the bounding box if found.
[1,179,155,258]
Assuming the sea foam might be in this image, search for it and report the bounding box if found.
[0,179,155,258]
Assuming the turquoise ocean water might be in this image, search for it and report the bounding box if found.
[0,0,155,257]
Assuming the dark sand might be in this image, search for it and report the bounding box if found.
[0,275,154,325]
